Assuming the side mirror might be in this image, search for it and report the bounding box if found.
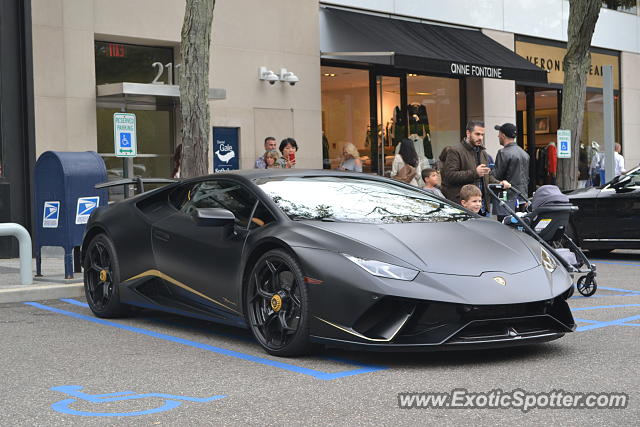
[193,208,235,227]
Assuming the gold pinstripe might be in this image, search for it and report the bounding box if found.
[125,269,240,314]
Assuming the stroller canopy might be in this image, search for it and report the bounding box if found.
[532,185,570,211]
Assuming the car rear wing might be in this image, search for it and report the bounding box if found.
[95,177,176,196]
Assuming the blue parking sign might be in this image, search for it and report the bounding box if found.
[120,132,132,147]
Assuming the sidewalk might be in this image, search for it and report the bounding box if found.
[0,251,84,303]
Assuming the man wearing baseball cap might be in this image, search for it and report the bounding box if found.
[492,123,530,221]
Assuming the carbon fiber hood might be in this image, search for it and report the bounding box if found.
[304,218,539,276]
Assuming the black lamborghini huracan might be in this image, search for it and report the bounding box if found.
[82,170,575,356]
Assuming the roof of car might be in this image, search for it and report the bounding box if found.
[201,168,383,181]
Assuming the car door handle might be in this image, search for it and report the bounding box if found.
[153,230,170,242]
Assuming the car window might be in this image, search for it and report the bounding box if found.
[623,168,640,188]
[249,201,276,229]
[179,180,257,228]
[255,176,472,224]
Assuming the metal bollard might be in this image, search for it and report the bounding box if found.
[0,223,33,285]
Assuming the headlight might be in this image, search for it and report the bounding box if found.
[342,254,419,281]
[541,247,557,273]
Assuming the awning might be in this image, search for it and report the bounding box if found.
[96,83,226,99]
[320,8,548,83]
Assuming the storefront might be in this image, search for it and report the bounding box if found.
[515,37,621,188]
[94,41,179,197]
[319,7,547,177]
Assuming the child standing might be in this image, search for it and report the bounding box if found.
[460,184,483,214]
[421,168,444,198]
[264,150,281,169]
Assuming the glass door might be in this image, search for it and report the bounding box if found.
[375,75,402,176]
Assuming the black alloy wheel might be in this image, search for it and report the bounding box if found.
[83,234,129,318]
[245,249,311,356]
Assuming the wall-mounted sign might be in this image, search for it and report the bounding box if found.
[557,129,572,159]
[213,127,240,172]
[449,63,503,79]
[515,41,619,89]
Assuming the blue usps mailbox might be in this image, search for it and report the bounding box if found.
[35,151,108,279]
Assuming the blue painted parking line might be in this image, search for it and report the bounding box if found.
[574,317,640,326]
[574,314,640,332]
[597,286,640,293]
[59,298,255,343]
[571,304,640,312]
[61,298,89,308]
[571,303,640,332]
[24,302,386,381]
[50,385,224,417]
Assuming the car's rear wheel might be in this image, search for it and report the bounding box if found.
[83,234,130,318]
[245,249,311,356]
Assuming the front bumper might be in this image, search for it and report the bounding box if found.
[310,295,575,351]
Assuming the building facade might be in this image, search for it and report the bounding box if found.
[1,0,639,256]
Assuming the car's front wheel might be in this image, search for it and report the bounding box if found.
[83,234,130,318]
[245,249,311,356]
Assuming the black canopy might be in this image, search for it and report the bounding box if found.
[320,8,548,83]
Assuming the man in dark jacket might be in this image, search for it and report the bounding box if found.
[441,121,510,215]
[492,123,529,221]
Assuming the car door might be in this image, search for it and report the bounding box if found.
[151,179,258,315]
[594,168,640,241]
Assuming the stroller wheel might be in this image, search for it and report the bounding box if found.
[577,274,597,297]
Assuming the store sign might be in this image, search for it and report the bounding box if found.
[113,113,137,157]
[515,41,619,89]
[212,127,239,172]
[450,63,503,79]
[557,129,571,159]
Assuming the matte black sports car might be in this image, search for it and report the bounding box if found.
[82,170,575,356]
[567,164,640,255]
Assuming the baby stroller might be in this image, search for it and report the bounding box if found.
[487,184,597,297]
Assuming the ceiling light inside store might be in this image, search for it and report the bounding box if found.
[408,73,418,77]
[415,92,432,96]
[323,73,337,77]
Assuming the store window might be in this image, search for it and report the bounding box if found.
[321,65,461,176]
[406,75,461,166]
[95,42,174,85]
[516,88,621,186]
[95,41,177,198]
[321,66,371,171]
[601,0,638,14]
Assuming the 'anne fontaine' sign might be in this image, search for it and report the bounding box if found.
[450,63,503,79]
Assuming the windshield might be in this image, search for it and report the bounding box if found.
[255,176,473,224]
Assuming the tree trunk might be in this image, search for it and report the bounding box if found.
[557,0,600,190]
[179,0,215,178]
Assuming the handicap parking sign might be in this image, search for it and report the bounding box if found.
[43,201,60,228]
[120,132,131,147]
[113,113,137,157]
[557,129,571,159]
[75,197,100,225]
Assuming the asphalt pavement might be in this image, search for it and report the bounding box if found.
[0,250,638,425]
